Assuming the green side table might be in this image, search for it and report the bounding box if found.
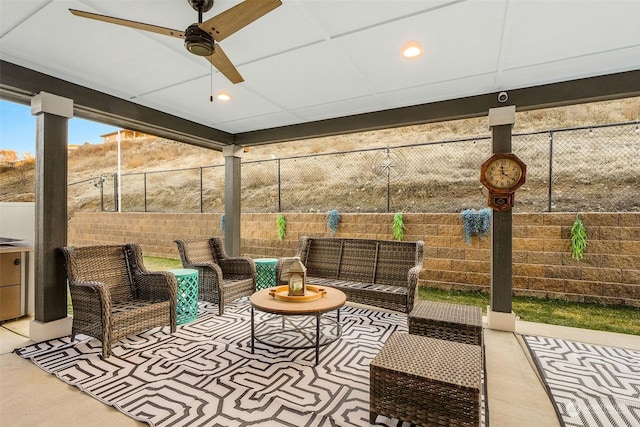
[169,268,199,325]
[254,258,278,290]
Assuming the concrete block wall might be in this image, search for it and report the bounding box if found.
[68,212,222,260]
[68,211,640,306]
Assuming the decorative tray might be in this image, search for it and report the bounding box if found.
[269,285,327,302]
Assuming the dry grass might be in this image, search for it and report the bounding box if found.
[1,98,638,213]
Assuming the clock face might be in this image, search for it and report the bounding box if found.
[484,158,523,189]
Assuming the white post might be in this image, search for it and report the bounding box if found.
[117,130,122,213]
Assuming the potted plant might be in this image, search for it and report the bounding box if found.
[571,213,587,260]
[276,214,287,241]
[327,209,340,235]
[460,208,491,244]
[392,212,405,241]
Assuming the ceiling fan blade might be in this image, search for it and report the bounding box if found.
[206,44,244,84]
[200,0,282,42]
[69,9,185,40]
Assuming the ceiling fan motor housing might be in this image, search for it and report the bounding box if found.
[185,24,214,56]
[188,0,214,13]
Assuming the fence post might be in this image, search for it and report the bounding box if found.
[113,172,119,212]
[386,148,391,213]
[99,177,104,211]
[547,131,553,212]
[144,173,147,212]
[277,159,282,212]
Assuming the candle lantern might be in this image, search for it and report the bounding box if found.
[288,258,306,296]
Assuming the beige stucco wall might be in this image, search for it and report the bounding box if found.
[68,211,640,306]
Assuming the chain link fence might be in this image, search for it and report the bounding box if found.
[68,121,640,213]
[549,123,640,212]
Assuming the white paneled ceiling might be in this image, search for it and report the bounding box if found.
[1,0,639,135]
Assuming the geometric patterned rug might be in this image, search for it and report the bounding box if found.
[16,299,426,427]
[524,335,640,427]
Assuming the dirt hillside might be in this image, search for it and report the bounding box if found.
[1,97,638,212]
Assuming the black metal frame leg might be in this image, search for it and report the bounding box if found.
[315,312,320,365]
[251,307,255,354]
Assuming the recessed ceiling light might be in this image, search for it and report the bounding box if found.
[216,91,232,101]
[402,41,422,59]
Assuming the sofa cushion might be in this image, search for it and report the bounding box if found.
[306,277,407,295]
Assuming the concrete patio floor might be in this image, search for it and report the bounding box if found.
[1,312,638,427]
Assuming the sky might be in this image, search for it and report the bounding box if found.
[0,99,119,159]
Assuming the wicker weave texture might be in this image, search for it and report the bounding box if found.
[409,301,483,346]
[61,244,177,358]
[370,332,481,427]
[175,238,256,315]
[276,237,424,313]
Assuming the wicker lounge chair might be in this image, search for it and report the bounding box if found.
[61,243,177,358]
[175,238,257,315]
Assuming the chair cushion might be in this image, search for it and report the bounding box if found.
[222,276,254,288]
[110,299,172,340]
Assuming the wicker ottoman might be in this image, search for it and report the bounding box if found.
[370,332,482,427]
[408,301,483,346]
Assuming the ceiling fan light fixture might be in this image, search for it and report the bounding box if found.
[185,24,214,56]
[402,41,422,59]
[216,91,232,101]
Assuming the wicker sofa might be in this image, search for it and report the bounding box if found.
[276,236,424,313]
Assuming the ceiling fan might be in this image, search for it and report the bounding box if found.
[69,0,282,84]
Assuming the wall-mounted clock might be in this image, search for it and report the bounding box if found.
[480,153,527,211]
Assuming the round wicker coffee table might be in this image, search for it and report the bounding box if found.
[249,286,346,365]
